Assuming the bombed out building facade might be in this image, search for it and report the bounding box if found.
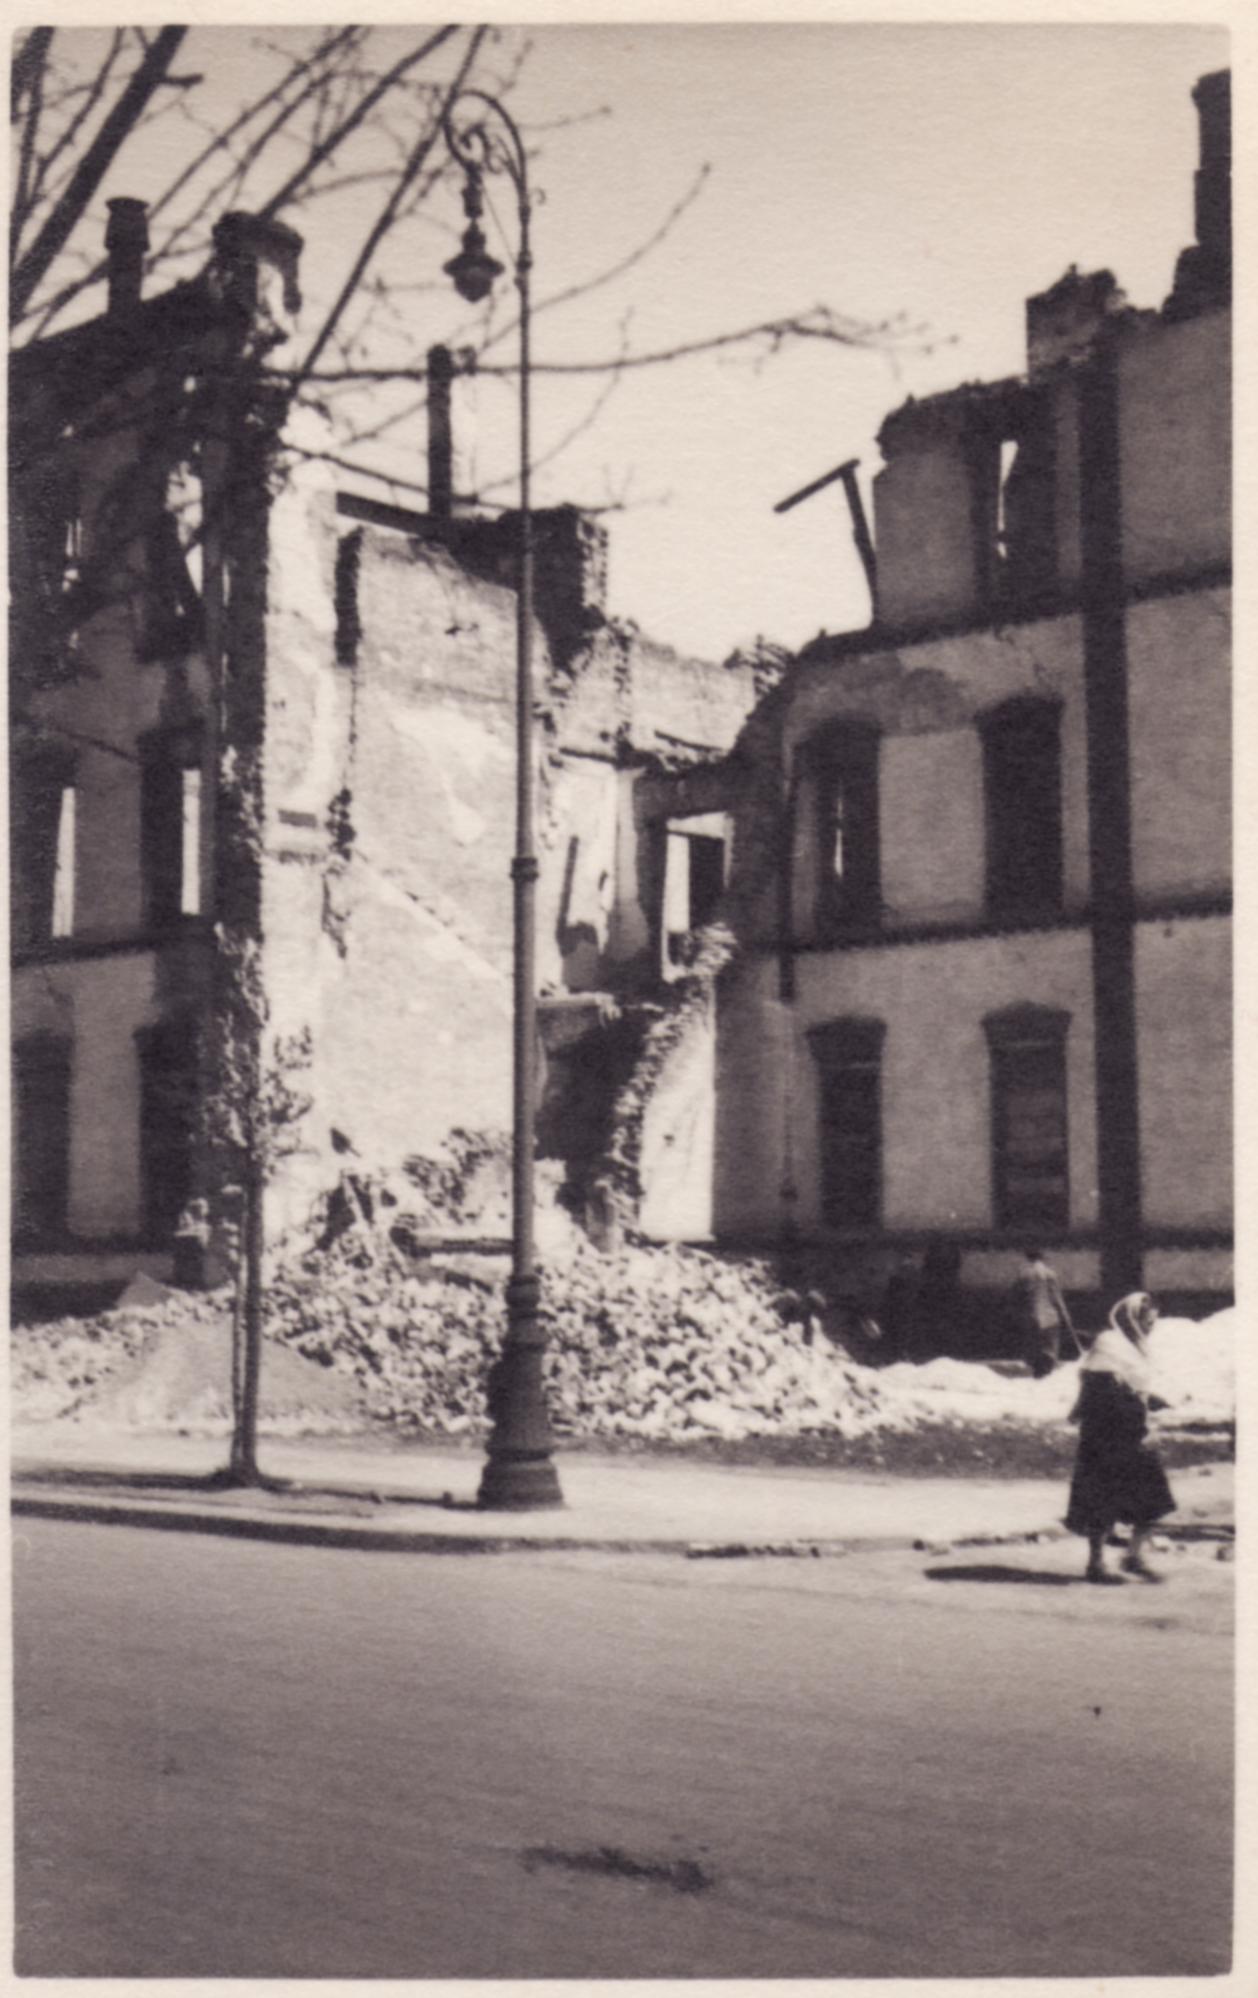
[10,69,1232,1332]
[712,69,1232,1321]
[9,205,758,1316]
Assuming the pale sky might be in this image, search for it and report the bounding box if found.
[490,23,1228,658]
[43,19,1230,661]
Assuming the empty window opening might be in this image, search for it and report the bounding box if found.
[985,1006,1070,1234]
[981,698,1063,915]
[808,1018,886,1230]
[139,492,203,661]
[180,767,202,916]
[62,509,84,594]
[996,438,1020,560]
[51,785,76,938]
[10,745,76,949]
[136,1019,198,1240]
[968,396,1056,608]
[140,729,202,929]
[663,816,728,969]
[809,723,880,933]
[828,785,847,882]
[12,1033,72,1245]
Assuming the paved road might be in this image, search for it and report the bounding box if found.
[13,1518,1233,1978]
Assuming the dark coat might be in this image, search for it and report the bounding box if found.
[1065,1369,1175,1536]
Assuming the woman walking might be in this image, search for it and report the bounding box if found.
[1066,1292,1175,1584]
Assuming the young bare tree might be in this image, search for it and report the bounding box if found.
[202,924,313,1488]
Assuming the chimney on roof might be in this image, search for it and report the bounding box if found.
[211,212,304,342]
[105,197,148,316]
[427,344,454,521]
[1193,70,1230,271]
[1165,70,1231,320]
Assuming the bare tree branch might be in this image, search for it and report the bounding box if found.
[19,27,366,338]
[256,25,461,223]
[297,27,488,384]
[10,25,189,320]
[484,157,711,353]
[11,30,52,257]
[24,29,127,232]
[10,26,54,120]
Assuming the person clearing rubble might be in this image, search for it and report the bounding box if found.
[1065,1291,1176,1585]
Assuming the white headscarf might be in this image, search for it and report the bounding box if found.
[1080,1292,1156,1396]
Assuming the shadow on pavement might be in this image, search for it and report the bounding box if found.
[925,1563,1079,1587]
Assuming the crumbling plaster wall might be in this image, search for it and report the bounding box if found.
[636,983,718,1241]
[871,303,1228,632]
[1119,309,1230,580]
[871,405,980,629]
[261,503,524,1224]
[257,487,754,1229]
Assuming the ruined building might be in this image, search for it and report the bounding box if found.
[9,206,758,1316]
[10,69,1232,1331]
[712,69,1232,1321]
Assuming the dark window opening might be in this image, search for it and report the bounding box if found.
[985,1006,1070,1233]
[140,728,203,929]
[665,828,726,966]
[136,1018,198,1240]
[967,394,1056,609]
[981,697,1063,915]
[812,723,880,934]
[10,743,76,949]
[138,506,204,662]
[809,1017,885,1230]
[12,1032,72,1245]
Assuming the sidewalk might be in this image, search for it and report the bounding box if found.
[9,1426,1235,1557]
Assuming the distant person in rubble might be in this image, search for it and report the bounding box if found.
[1010,1247,1076,1377]
[1065,1291,1175,1585]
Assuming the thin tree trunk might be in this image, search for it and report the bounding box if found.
[228,1216,246,1467]
[229,1163,265,1484]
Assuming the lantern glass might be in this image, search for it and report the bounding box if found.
[445,224,504,304]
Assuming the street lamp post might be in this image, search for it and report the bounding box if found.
[443,92,563,1509]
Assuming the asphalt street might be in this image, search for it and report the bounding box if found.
[12,1516,1233,1978]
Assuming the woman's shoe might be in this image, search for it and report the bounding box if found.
[1120,1556,1164,1583]
[1086,1565,1127,1585]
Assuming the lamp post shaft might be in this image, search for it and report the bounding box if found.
[457,112,561,1510]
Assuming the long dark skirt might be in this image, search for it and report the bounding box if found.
[1065,1370,1175,1537]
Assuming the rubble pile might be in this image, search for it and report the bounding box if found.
[9,1287,226,1424]
[267,1226,902,1442]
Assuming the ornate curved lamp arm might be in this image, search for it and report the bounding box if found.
[442,89,529,213]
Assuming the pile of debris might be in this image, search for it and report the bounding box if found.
[10,1287,368,1437]
[268,1223,899,1442]
[10,1283,226,1426]
[9,1136,1235,1457]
